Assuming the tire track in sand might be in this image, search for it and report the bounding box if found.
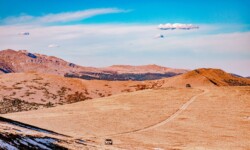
[99,89,209,138]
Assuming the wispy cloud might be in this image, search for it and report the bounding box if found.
[48,44,59,48]
[1,8,129,25]
[158,23,199,30]
[0,24,249,75]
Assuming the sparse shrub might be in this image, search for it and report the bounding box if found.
[98,93,105,97]
[186,84,191,88]
[10,92,16,96]
[15,82,21,85]
[25,91,36,96]
[44,83,50,86]
[13,86,22,90]
[33,77,43,81]
[84,89,89,95]
[67,91,89,103]
[57,87,68,96]
[11,98,22,106]
[225,79,250,86]
[0,98,45,114]
[45,102,54,107]
[121,89,132,92]
[135,84,147,91]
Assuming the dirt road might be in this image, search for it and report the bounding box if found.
[100,89,209,138]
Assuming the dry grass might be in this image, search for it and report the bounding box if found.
[3,86,250,149]
[0,72,161,113]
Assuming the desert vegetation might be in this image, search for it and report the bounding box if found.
[0,97,45,114]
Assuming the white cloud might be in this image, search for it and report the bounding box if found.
[18,32,30,36]
[154,34,164,38]
[48,44,59,48]
[3,15,34,24]
[158,23,199,30]
[0,24,249,75]
[1,8,129,25]
[0,24,249,53]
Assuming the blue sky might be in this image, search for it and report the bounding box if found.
[0,0,250,76]
[1,0,250,24]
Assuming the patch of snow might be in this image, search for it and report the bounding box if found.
[22,138,51,150]
[34,138,56,145]
[0,139,18,150]
[19,140,29,146]
[10,122,53,134]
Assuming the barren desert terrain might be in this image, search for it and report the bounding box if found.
[1,1,250,149]
[3,86,250,149]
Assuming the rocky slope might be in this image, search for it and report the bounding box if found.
[0,49,187,80]
[0,49,99,76]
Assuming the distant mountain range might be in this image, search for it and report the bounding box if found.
[0,49,188,80]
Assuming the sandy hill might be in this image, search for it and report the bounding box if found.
[0,49,187,80]
[0,72,161,114]
[162,68,250,87]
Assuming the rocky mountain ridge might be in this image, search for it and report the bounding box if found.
[0,49,188,80]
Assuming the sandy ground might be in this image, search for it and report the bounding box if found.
[2,86,250,149]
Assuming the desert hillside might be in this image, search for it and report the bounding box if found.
[1,68,249,113]
[0,72,163,114]
[162,68,250,87]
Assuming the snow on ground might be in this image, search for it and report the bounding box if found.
[0,118,98,149]
[22,138,53,150]
[0,139,18,150]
